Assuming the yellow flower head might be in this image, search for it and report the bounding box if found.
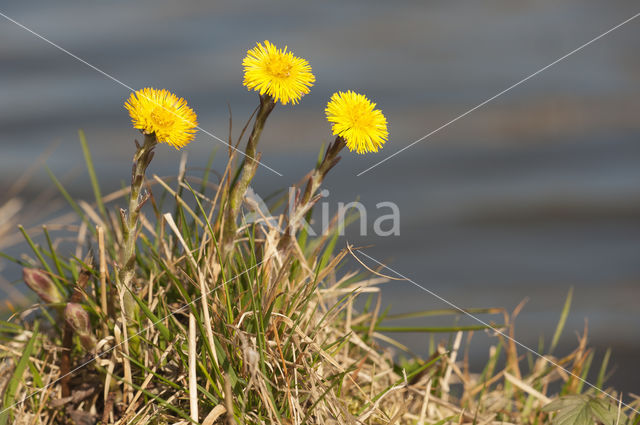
[243,40,315,105]
[325,91,388,154]
[124,88,198,149]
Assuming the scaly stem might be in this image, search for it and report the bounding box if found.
[118,133,157,337]
[300,136,345,205]
[278,136,345,251]
[119,133,157,290]
[222,94,276,255]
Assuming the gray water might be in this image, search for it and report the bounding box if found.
[1,0,639,393]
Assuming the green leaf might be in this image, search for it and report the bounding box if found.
[590,398,622,425]
[543,395,625,425]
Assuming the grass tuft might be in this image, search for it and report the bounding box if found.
[0,124,636,425]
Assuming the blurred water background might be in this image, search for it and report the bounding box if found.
[1,0,639,392]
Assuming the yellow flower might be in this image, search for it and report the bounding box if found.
[124,88,198,149]
[325,91,388,154]
[243,40,315,105]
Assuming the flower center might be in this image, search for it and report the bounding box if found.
[266,57,293,79]
[150,106,176,130]
[348,105,372,130]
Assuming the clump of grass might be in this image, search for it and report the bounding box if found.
[1,41,637,424]
[0,132,637,424]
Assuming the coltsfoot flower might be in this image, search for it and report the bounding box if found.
[124,87,198,149]
[243,40,315,105]
[325,90,388,154]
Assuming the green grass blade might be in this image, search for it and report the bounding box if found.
[28,362,43,389]
[353,324,502,333]
[575,352,593,393]
[45,166,90,226]
[384,307,501,321]
[78,129,107,220]
[104,365,195,423]
[200,148,218,192]
[17,226,65,294]
[550,286,573,353]
[432,416,458,425]
[0,251,28,267]
[0,322,39,425]
[42,226,66,283]
[596,348,611,388]
[317,230,339,272]
[127,287,172,342]
[0,321,23,334]
[356,353,442,416]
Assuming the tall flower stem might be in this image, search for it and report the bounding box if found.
[118,133,157,318]
[300,136,345,205]
[278,136,345,251]
[222,94,275,255]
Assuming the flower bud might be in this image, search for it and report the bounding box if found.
[23,268,63,304]
[65,303,91,334]
[65,303,96,350]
